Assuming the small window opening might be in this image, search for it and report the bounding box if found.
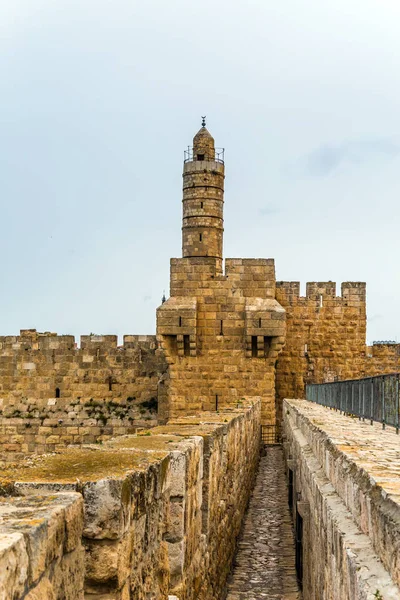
[179,316,182,327]
[108,376,112,391]
[183,335,190,356]
[215,394,219,411]
[259,317,262,327]
[220,320,223,335]
[55,387,60,398]
[288,468,294,510]
[251,336,258,358]
[199,233,202,242]
[197,154,205,161]
[295,511,304,590]
[264,336,271,357]
[200,201,203,209]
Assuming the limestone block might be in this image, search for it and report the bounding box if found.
[24,577,55,600]
[49,545,85,600]
[83,477,131,539]
[0,532,29,598]
[84,539,118,584]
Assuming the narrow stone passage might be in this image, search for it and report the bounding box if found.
[225,447,302,600]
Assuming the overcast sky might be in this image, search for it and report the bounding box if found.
[1,0,400,344]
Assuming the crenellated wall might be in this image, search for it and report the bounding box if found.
[0,330,168,461]
[0,401,261,600]
[365,342,400,376]
[0,329,166,407]
[283,398,400,599]
[275,281,366,419]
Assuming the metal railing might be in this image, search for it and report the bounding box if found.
[184,147,225,163]
[306,373,400,433]
[261,424,281,445]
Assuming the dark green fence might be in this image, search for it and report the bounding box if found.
[306,374,400,433]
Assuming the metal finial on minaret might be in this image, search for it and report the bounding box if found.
[201,116,206,128]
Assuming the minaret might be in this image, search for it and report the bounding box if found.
[182,118,225,269]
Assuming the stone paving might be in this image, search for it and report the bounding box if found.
[225,447,302,600]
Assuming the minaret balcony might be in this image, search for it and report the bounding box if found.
[184,147,225,164]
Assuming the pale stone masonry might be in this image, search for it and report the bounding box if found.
[0,332,166,461]
[157,125,287,425]
[283,399,400,599]
[0,492,84,600]
[1,401,261,599]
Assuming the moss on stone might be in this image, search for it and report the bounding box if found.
[107,434,182,451]
[0,447,168,484]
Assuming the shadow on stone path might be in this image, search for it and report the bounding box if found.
[225,447,302,600]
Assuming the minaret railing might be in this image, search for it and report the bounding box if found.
[184,147,225,163]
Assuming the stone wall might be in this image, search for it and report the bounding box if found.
[157,258,286,426]
[283,398,400,599]
[0,401,261,600]
[0,330,168,462]
[0,492,84,600]
[275,282,367,419]
[365,342,400,376]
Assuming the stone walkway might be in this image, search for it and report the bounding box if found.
[225,447,302,600]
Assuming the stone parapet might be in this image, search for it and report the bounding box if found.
[0,330,168,461]
[0,492,84,600]
[283,398,400,599]
[1,401,261,600]
[275,282,367,420]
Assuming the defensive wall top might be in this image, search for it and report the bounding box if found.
[0,330,157,351]
[276,281,366,302]
[284,398,400,595]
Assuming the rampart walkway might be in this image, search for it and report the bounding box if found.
[225,446,301,600]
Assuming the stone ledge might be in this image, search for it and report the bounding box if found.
[0,402,261,600]
[284,398,400,592]
[0,492,84,600]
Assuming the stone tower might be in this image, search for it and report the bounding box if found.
[182,123,225,269]
[157,120,287,425]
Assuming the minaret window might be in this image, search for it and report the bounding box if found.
[197,153,205,161]
[199,233,202,242]
[200,202,203,209]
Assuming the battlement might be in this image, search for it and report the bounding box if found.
[0,330,158,352]
[276,281,366,306]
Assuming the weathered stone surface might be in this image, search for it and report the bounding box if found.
[0,532,29,599]
[83,478,131,540]
[275,282,367,420]
[0,493,84,600]
[0,403,261,600]
[0,332,166,462]
[284,399,400,599]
